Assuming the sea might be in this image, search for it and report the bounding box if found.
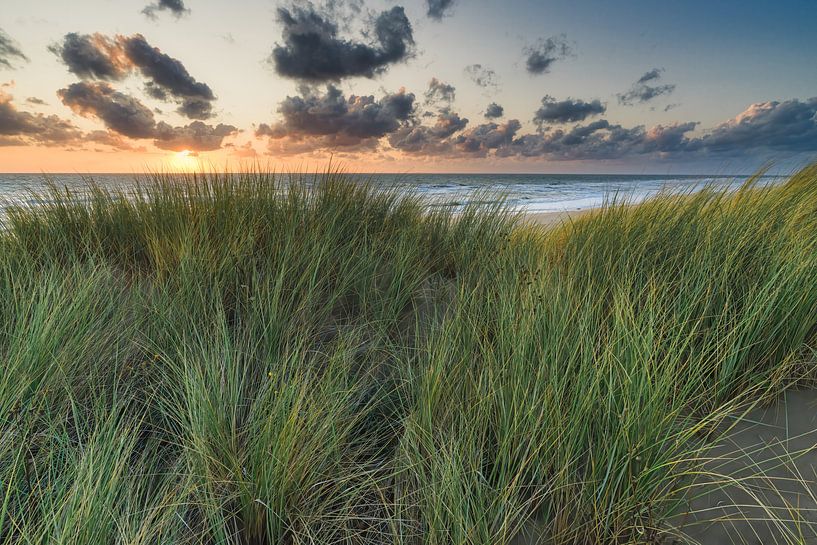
[0,173,784,216]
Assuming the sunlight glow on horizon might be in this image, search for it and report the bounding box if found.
[170,150,201,172]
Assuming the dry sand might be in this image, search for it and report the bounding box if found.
[523,209,591,227]
[670,390,817,544]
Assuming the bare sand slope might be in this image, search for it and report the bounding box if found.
[670,390,817,544]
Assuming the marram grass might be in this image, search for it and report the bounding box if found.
[1,165,817,544]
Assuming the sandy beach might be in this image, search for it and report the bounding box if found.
[671,389,817,543]
[523,208,593,227]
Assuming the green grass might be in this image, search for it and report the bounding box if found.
[1,165,816,544]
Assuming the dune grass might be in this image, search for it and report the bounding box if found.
[1,165,817,544]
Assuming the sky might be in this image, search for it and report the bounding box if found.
[0,0,815,173]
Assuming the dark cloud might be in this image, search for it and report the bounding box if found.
[490,99,817,161]
[257,85,415,150]
[533,95,606,125]
[58,81,235,151]
[50,33,217,119]
[452,120,521,156]
[484,102,504,119]
[425,78,455,105]
[502,120,632,160]
[487,99,817,160]
[121,34,215,118]
[641,122,698,154]
[618,68,676,105]
[464,64,499,90]
[58,82,157,139]
[427,0,456,20]
[483,120,697,161]
[48,33,129,80]
[142,0,189,19]
[252,77,817,162]
[695,98,817,154]
[144,82,168,100]
[154,121,237,151]
[638,68,662,83]
[524,35,572,75]
[177,97,214,120]
[0,29,29,70]
[269,5,414,82]
[388,108,468,154]
[26,97,47,105]
[0,90,83,146]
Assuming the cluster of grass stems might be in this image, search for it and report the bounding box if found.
[1,165,817,544]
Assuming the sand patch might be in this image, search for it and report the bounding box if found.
[672,390,817,544]
[523,209,591,227]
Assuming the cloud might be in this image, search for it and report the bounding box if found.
[142,0,189,19]
[269,5,414,82]
[26,97,47,105]
[0,29,29,70]
[120,34,215,118]
[533,95,606,125]
[50,33,217,119]
[176,98,214,120]
[251,81,816,162]
[256,85,415,151]
[58,82,157,139]
[618,68,676,105]
[494,98,817,160]
[388,108,468,154]
[453,120,521,156]
[86,130,147,151]
[425,78,455,105]
[641,122,698,154]
[524,35,572,75]
[484,102,504,119]
[225,141,258,158]
[464,64,499,90]
[502,120,650,160]
[492,98,817,160]
[427,0,456,20]
[695,98,817,154]
[58,81,235,151]
[48,33,129,80]
[154,121,237,151]
[0,89,83,146]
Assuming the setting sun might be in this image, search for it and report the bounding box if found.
[171,149,199,171]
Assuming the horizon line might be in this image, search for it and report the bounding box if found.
[0,171,786,178]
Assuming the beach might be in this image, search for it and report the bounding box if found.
[524,208,591,226]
